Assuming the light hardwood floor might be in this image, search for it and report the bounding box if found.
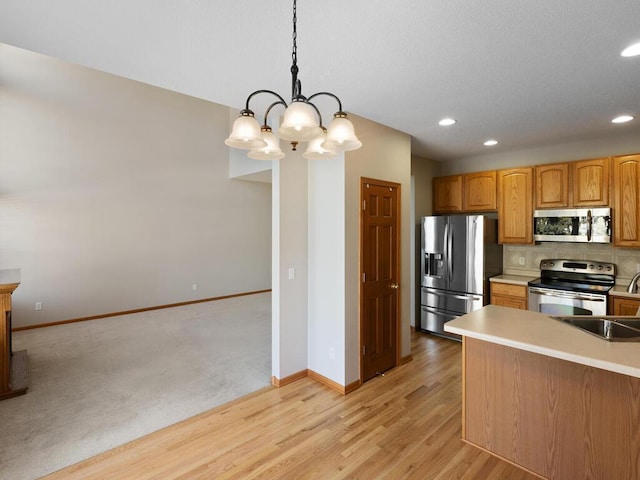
[43,331,538,479]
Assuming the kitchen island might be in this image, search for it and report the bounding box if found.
[445,305,640,480]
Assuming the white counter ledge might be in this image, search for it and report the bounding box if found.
[610,286,640,299]
[488,274,537,286]
[444,305,640,378]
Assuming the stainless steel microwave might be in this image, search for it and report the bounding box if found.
[533,208,611,243]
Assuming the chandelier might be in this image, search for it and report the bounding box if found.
[224,0,362,160]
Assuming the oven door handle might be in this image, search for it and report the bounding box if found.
[528,287,605,302]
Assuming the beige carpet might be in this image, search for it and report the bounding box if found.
[0,292,271,480]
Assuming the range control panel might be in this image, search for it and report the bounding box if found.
[539,259,615,275]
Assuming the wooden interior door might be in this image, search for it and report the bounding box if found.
[361,178,400,382]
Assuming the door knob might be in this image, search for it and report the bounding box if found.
[390,283,399,289]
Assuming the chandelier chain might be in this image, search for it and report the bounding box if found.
[292,0,297,66]
[290,0,300,99]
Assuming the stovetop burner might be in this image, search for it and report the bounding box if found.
[528,259,616,295]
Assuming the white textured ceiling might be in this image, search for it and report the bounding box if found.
[1,0,639,161]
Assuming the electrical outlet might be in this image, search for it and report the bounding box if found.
[288,267,295,280]
[35,302,42,311]
[192,283,198,292]
[518,256,525,266]
[329,347,335,360]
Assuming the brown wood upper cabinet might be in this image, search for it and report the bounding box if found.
[573,157,609,206]
[535,158,610,209]
[433,175,463,213]
[433,171,496,213]
[535,162,569,208]
[497,167,533,244]
[613,154,640,246]
[463,171,497,211]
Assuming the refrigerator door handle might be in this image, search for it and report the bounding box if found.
[423,288,482,302]
[443,223,450,278]
[447,224,453,281]
[470,217,478,291]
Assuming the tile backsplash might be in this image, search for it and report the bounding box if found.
[504,243,640,284]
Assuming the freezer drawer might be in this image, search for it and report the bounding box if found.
[420,305,461,341]
[421,287,483,314]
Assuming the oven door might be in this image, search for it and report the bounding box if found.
[528,286,607,316]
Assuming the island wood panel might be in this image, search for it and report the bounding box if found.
[463,337,640,480]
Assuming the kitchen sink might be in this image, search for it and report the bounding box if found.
[552,316,640,342]
[614,318,640,329]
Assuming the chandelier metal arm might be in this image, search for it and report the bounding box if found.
[262,100,288,126]
[243,89,289,113]
[307,91,344,114]
[305,101,323,127]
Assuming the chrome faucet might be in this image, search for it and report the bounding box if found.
[627,272,640,293]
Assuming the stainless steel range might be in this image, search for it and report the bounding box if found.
[528,259,615,316]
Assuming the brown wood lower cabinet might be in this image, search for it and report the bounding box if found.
[490,281,527,310]
[610,295,640,315]
[463,338,640,480]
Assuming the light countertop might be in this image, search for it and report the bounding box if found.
[610,286,640,299]
[489,274,537,286]
[490,274,640,300]
[444,305,640,378]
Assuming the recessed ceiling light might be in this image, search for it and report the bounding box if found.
[612,115,634,124]
[439,118,456,126]
[621,42,640,57]
[484,139,498,146]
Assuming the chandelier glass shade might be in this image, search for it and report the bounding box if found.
[322,112,362,151]
[224,112,267,150]
[278,101,323,142]
[303,127,336,160]
[248,126,285,160]
[225,0,361,160]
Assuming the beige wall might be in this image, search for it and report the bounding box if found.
[307,155,346,383]
[0,45,415,387]
[271,151,309,380]
[345,115,412,384]
[412,155,441,220]
[0,46,272,327]
[410,155,441,326]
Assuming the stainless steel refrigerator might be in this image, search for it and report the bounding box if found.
[419,215,503,340]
